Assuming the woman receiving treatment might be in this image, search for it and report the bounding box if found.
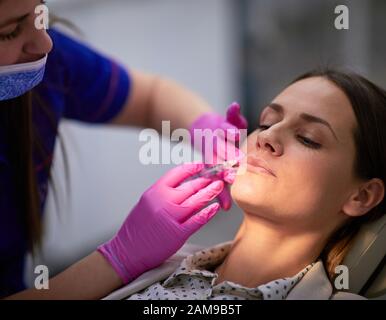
[124,69,385,300]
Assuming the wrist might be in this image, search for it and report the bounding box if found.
[97,241,140,285]
[97,245,127,284]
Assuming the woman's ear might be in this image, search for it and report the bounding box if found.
[342,178,385,217]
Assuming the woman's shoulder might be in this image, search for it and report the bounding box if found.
[44,27,105,75]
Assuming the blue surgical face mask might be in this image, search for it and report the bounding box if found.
[0,55,47,101]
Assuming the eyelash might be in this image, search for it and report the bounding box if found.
[0,24,22,41]
[0,0,46,42]
[257,124,322,150]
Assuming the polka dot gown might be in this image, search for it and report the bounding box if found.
[127,241,316,300]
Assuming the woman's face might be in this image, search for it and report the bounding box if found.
[0,0,52,66]
[231,76,360,232]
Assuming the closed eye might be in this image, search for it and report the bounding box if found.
[257,124,321,149]
[0,24,22,41]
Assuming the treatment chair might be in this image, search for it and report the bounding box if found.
[342,214,386,299]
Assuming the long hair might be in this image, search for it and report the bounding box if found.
[0,93,42,251]
[292,68,386,284]
[0,89,64,254]
[0,17,73,253]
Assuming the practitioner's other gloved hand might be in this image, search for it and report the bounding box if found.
[97,163,224,284]
[189,102,248,210]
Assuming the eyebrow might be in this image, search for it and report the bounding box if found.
[265,102,339,141]
[0,13,30,29]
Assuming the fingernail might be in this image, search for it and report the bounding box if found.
[205,203,220,220]
[210,180,224,191]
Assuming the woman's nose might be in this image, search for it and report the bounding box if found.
[22,29,53,58]
[255,130,283,156]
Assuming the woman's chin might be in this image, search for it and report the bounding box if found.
[230,174,270,212]
[231,170,269,194]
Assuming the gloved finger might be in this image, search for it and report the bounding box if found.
[177,180,224,222]
[223,169,237,184]
[202,135,224,165]
[220,122,240,142]
[215,168,237,184]
[212,137,227,164]
[182,203,220,234]
[226,102,248,129]
[217,187,232,211]
[213,137,243,164]
[160,163,205,187]
[173,177,212,204]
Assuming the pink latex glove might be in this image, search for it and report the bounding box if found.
[189,102,248,210]
[97,163,224,284]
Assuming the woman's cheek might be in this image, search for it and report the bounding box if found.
[0,50,14,66]
[0,43,21,65]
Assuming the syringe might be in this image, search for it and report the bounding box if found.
[195,159,239,178]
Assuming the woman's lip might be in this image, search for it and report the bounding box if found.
[246,156,276,177]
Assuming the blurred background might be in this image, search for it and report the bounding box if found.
[25,0,386,287]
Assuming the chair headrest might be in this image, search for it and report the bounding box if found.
[342,214,386,296]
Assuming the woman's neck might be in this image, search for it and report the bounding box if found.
[214,213,329,288]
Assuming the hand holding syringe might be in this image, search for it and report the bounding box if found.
[193,159,239,178]
[183,159,240,184]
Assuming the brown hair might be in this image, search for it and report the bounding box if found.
[0,90,62,253]
[292,68,386,284]
[0,93,42,251]
[0,17,73,253]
